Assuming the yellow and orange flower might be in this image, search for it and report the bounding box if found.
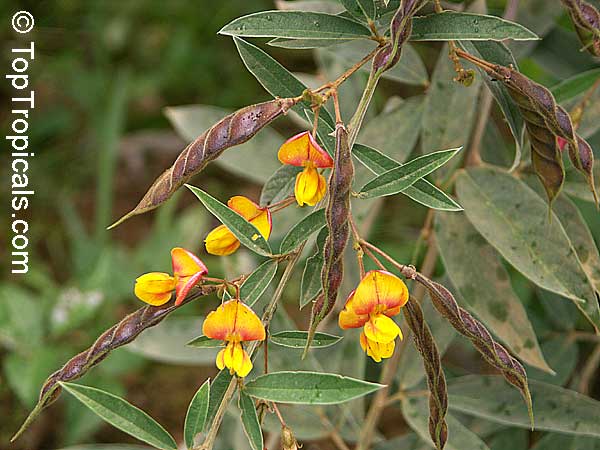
[202,299,266,377]
[134,247,208,306]
[278,131,333,206]
[339,270,409,362]
[204,196,272,256]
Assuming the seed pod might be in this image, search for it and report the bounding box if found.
[305,124,353,353]
[372,0,428,74]
[412,273,534,429]
[561,0,600,56]
[11,285,218,442]
[109,98,298,228]
[403,298,448,450]
[457,51,598,205]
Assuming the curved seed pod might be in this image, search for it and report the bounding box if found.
[457,51,598,205]
[403,298,448,450]
[372,0,428,74]
[109,98,298,228]
[305,124,354,354]
[412,273,534,429]
[11,285,218,442]
[561,0,600,56]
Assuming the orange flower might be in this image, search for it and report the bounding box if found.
[339,270,408,362]
[278,131,333,206]
[134,247,208,306]
[205,196,272,256]
[202,299,266,377]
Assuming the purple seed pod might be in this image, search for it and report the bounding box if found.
[561,0,600,56]
[403,298,448,450]
[110,98,298,228]
[11,286,218,442]
[306,124,353,351]
[413,273,534,430]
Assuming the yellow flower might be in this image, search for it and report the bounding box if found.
[202,299,266,377]
[134,247,208,306]
[339,270,408,362]
[205,196,272,256]
[278,131,333,206]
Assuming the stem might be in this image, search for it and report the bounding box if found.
[347,69,381,149]
[268,196,296,213]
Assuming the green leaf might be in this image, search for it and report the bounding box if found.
[353,144,462,211]
[205,370,233,432]
[340,0,375,21]
[300,228,327,308]
[551,68,600,104]
[127,317,217,365]
[359,96,424,164]
[238,392,263,450]
[267,37,352,49]
[244,371,383,404]
[165,105,282,183]
[186,186,272,256]
[260,165,302,206]
[421,43,480,174]
[410,12,539,41]
[459,40,524,170]
[448,375,600,437]
[455,167,600,332]
[402,397,490,450]
[220,11,371,40]
[184,380,210,449]
[186,335,224,348]
[280,208,326,254]
[55,446,151,450]
[59,382,177,450]
[240,259,279,306]
[435,212,551,372]
[270,331,343,348]
[358,147,461,199]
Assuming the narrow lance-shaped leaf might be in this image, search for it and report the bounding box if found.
[455,167,600,332]
[280,208,326,254]
[270,331,343,349]
[340,0,376,21]
[357,147,461,199]
[205,370,233,432]
[300,227,328,309]
[187,335,224,348]
[260,165,302,206]
[435,212,551,372]
[59,382,177,450]
[184,380,210,449]
[353,144,462,211]
[108,98,296,228]
[238,392,263,450]
[186,186,272,256]
[410,12,539,41]
[220,11,371,40]
[244,371,384,404]
[551,68,600,103]
[240,259,279,306]
[11,286,217,442]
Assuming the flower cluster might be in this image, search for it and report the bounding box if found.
[339,270,409,362]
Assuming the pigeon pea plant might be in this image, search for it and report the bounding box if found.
[11,1,600,450]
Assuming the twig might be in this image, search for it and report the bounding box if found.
[578,344,600,394]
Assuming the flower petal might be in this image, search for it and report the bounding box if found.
[351,270,409,316]
[171,247,208,278]
[363,314,401,343]
[249,209,272,240]
[223,342,253,377]
[295,166,324,206]
[134,272,176,306]
[360,332,395,362]
[205,224,240,256]
[202,299,266,342]
[228,196,264,221]
[278,131,333,168]
[216,348,226,371]
[175,272,205,306]
[339,290,369,329]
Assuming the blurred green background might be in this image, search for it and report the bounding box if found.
[1,1,600,449]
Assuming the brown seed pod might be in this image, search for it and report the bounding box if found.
[11,286,218,442]
[109,98,298,228]
[561,0,600,56]
[457,50,598,205]
[403,298,448,450]
[305,124,354,352]
[412,273,534,429]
